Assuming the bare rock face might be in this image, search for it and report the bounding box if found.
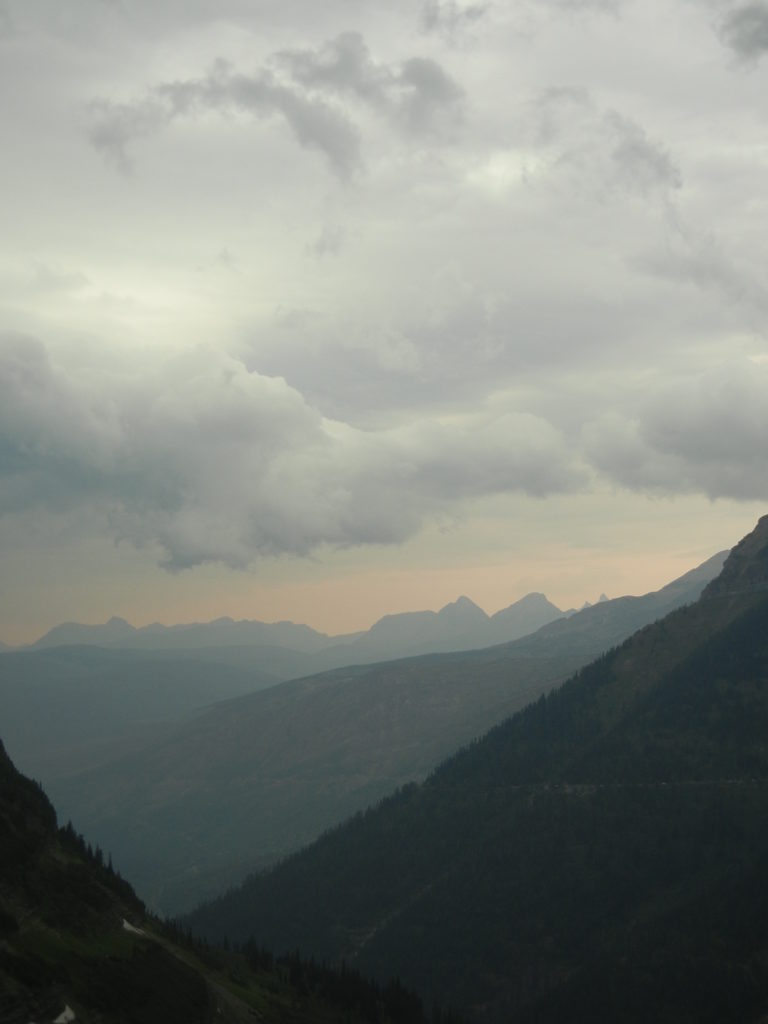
[703,514,768,599]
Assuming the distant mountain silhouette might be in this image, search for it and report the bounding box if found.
[34,551,725,915]
[17,592,566,679]
[330,592,564,663]
[184,519,768,1024]
[28,614,344,655]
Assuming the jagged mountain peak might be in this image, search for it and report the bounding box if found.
[437,595,489,621]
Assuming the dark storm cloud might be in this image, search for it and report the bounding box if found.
[0,333,581,571]
[277,32,464,136]
[718,3,768,59]
[89,59,362,179]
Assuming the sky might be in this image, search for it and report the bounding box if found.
[1,0,767,644]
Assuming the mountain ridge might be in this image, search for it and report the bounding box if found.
[33,550,726,915]
[182,521,768,1023]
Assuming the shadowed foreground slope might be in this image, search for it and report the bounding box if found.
[186,517,768,1023]
[0,738,453,1024]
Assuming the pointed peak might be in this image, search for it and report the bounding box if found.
[438,596,489,623]
[515,592,558,608]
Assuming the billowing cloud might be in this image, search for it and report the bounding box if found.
[0,333,582,570]
[718,3,768,60]
[4,328,768,576]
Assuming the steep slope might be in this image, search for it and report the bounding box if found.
[40,551,725,917]
[184,520,768,1023]
[0,738,452,1024]
[0,735,230,1023]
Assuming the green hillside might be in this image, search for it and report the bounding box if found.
[185,517,768,1023]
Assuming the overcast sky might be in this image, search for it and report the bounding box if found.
[1,0,767,643]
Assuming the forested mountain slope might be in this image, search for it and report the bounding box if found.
[185,518,768,1024]
[0,738,451,1024]
[43,552,723,915]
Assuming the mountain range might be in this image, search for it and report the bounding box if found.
[9,591,567,677]
[6,550,725,915]
[182,517,768,1023]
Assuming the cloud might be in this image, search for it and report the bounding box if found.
[89,59,362,179]
[4,330,767,575]
[0,5,14,37]
[277,31,392,107]
[632,226,768,316]
[420,1,488,39]
[718,3,768,60]
[583,362,768,501]
[29,262,91,293]
[87,97,169,175]
[278,32,464,137]
[306,224,345,259]
[397,57,464,135]
[603,112,682,196]
[0,333,581,571]
[519,88,683,209]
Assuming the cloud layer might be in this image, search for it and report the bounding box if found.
[1,0,768,592]
[0,333,587,569]
[3,329,767,571]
